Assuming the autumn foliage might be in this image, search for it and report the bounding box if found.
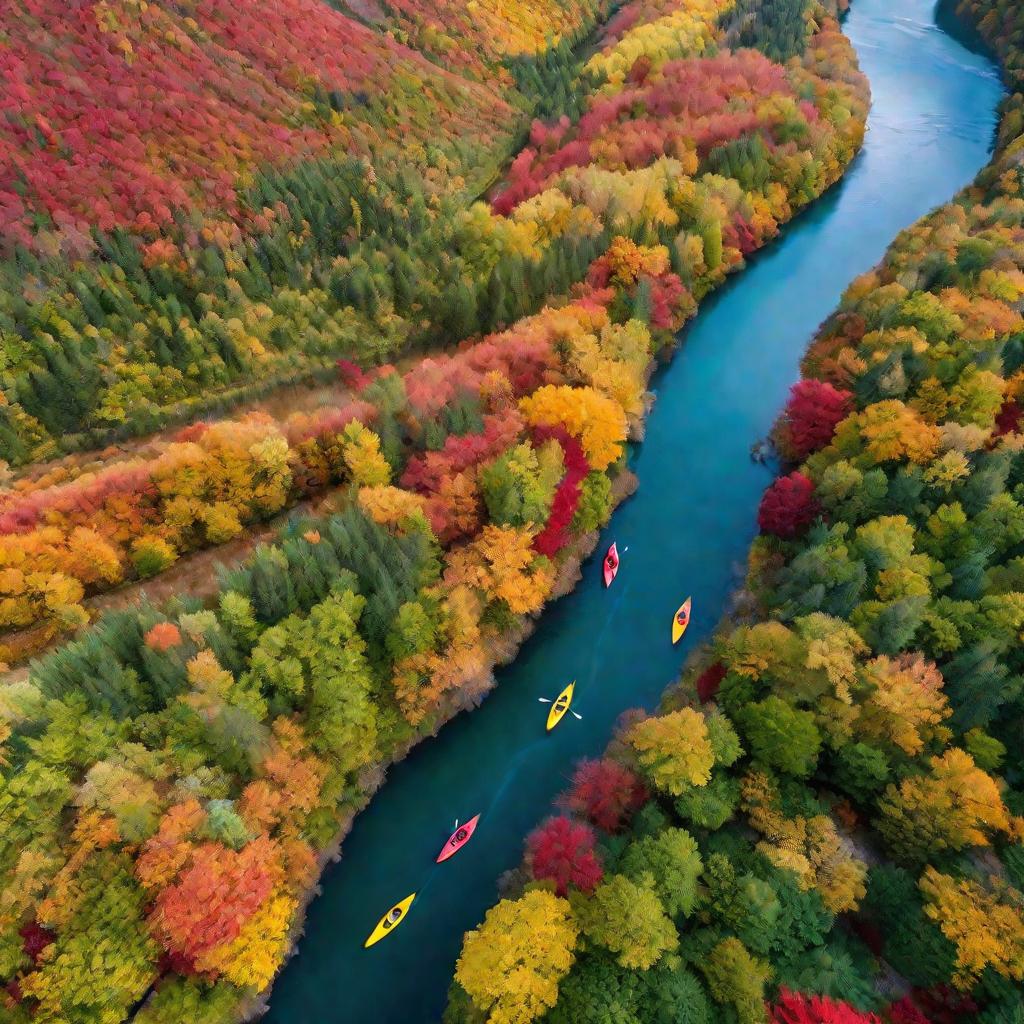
[757,471,820,538]
[526,816,604,895]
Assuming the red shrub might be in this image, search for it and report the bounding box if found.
[337,359,368,391]
[770,990,881,1024]
[526,815,603,895]
[559,757,648,832]
[758,471,820,539]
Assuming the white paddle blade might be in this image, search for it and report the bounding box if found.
[538,697,552,703]
[571,711,583,720]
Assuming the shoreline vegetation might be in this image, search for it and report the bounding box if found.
[0,0,872,1022]
[440,3,1024,1024]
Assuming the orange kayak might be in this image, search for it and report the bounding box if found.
[672,597,692,645]
[436,814,481,863]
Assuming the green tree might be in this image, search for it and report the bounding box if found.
[619,828,703,918]
[698,937,771,1024]
[736,696,822,777]
[577,873,679,970]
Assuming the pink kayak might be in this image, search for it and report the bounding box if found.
[603,543,619,588]
[436,814,481,863]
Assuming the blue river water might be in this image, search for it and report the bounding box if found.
[264,2,1002,1020]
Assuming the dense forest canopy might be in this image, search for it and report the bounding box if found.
[0,0,871,1021]
[442,3,1024,1024]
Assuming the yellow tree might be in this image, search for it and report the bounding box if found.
[627,708,715,795]
[455,889,578,1024]
[855,653,949,756]
[341,421,391,486]
[444,524,554,615]
[876,748,1014,862]
[919,868,1024,988]
[519,385,627,471]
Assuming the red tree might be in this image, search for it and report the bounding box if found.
[696,662,726,703]
[758,471,820,539]
[145,622,182,652]
[19,922,55,964]
[994,398,1022,437]
[777,379,853,460]
[770,990,882,1024]
[886,998,932,1024]
[532,426,589,557]
[526,816,603,896]
[559,758,647,832]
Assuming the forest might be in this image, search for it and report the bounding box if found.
[0,0,872,1021]
[441,2,1024,1023]
[0,0,865,666]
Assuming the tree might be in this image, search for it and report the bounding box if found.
[777,380,854,461]
[831,400,941,467]
[627,709,716,796]
[619,827,702,917]
[918,868,1024,989]
[455,890,578,1024]
[559,758,648,832]
[527,816,603,896]
[699,937,772,1024]
[577,873,679,970]
[244,589,379,780]
[519,385,627,471]
[875,748,1013,864]
[444,524,555,617]
[758,472,820,539]
[736,696,822,777]
[341,421,391,486]
[854,653,949,757]
[148,836,285,967]
[20,851,158,1023]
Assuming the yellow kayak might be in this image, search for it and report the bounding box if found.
[672,597,692,645]
[547,682,575,732]
[364,893,416,948]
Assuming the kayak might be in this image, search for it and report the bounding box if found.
[546,681,575,732]
[671,597,692,645]
[436,813,481,863]
[603,542,619,587]
[364,893,416,948]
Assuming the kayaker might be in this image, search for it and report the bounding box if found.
[454,827,468,843]
[386,907,402,925]
[606,552,617,568]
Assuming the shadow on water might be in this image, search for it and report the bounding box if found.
[264,1,1002,1020]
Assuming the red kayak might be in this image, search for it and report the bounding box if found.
[603,543,620,588]
[436,814,481,863]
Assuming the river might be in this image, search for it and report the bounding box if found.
[263,2,1002,1020]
